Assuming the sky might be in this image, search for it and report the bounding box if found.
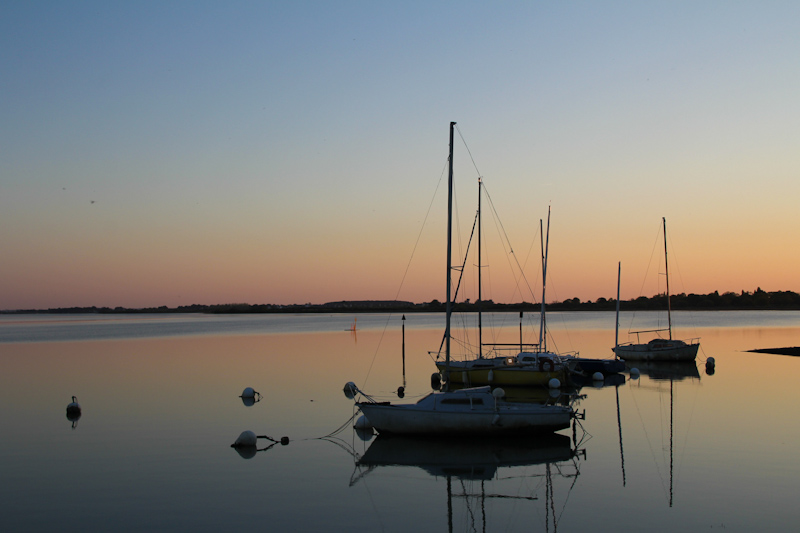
[2,1,799,310]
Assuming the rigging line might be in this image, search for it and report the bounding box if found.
[478,182,542,340]
[457,479,479,533]
[674,378,701,494]
[483,185,539,304]
[665,227,701,340]
[555,462,581,526]
[539,272,578,355]
[436,210,479,358]
[361,159,448,386]
[318,408,361,440]
[628,219,664,334]
[628,382,670,503]
[454,123,482,178]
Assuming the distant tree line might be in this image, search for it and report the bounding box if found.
[4,288,800,314]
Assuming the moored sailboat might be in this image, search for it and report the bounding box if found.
[346,122,575,435]
[613,218,699,361]
[434,202,573,387]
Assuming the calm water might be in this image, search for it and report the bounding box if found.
[1,311,799,532]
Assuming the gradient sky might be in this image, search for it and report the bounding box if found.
[2,1,799,310]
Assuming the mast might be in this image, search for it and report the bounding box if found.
[615,261,621,353]
[477,177,483,358]
[445,122,456,381]
[663,217,672,340]
[539,207,551,351]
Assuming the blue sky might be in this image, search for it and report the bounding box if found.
[2,1,799,309]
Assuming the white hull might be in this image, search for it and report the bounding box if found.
[358,387,572,436]
[613,339,699,361]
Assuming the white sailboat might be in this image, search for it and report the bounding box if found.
[613,218,700,361]
[346,122,574,435]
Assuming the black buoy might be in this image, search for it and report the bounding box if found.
[66,396,81,418]
[430,373,442,390]
[397,386,405,398]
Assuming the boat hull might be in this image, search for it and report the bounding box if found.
[435,361,568,387]
[613,340,699,361]
[358,390,572,436]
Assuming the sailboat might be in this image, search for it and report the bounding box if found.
[346,122,574,435]
[613,218,700,361]
[434,198,572,387]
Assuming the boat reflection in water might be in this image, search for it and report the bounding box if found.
[626,360,701,381]
[624,360,704,507]
[352,432,584,531]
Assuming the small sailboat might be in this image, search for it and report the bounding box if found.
[613,218,700,361]
[346,122,575,436]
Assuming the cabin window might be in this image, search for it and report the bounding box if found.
[441,398,484,405]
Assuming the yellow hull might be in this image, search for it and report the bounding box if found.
[435,362,567,387]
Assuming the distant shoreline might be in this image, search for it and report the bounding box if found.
[3,288,800,314]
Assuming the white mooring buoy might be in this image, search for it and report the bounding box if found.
[592,371,604,381]
[354,415,372,430]
[232,430,258,448]
[240,387,262,406]
[548,378,561,389]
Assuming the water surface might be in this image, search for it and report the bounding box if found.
[1,311,798,531]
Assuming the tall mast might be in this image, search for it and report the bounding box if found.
[445,122,455,379]
[663,217,672,340]
[539,207,551,351]
[615,261,621,353]
[477,177,482,359]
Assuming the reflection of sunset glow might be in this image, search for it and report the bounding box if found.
[2,314,800,530]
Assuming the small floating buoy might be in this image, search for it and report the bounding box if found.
[239,387,262,406]
[705,357,716,376]
[592,371,604,381]
[630,367,640,379]
[396,386,405,398]
[430,373,442,390]
[343,382,358,399]
[548,378,561,389]
[239,387,261,407]
[66,396,81,417]
[280,436,290,446]
[66,396,81,427]
[232,430,257,448]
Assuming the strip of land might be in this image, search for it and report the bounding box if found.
[748,347,800,357]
